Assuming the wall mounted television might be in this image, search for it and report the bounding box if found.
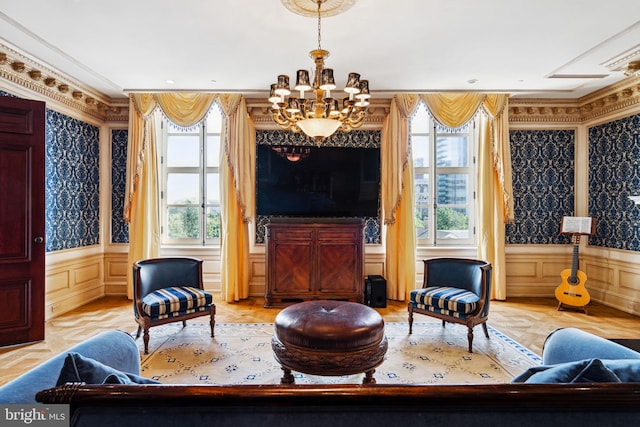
[256,144,380,218]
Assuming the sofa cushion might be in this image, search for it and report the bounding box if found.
[512,358,640,383]
[142,286,213,320]
[56,352,160,385]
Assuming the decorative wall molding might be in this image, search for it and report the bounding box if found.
[0,42,129,121]
[509,77,640,124]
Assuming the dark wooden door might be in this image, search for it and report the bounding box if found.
[0,96,46,346]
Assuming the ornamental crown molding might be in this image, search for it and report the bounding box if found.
[3,36,639,127]
[0,42,129,121]
[509,76,640,124]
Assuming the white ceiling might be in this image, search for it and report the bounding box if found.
[1,0,640,100]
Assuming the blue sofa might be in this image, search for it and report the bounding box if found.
[5,327,640,425]
[30,327,640,426]
[512,327,640,383]
[0,330,140,403]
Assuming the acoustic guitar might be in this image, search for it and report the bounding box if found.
[555,234,590,307]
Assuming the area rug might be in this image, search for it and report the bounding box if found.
[137,322,541,385]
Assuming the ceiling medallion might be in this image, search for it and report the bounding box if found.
[269,0,369,143]
[280,0,357,18]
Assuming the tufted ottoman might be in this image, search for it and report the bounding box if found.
[272,300,388,384]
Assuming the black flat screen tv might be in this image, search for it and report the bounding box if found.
[256,144,380,218]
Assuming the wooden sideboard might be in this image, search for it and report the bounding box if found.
[265,218,364,307]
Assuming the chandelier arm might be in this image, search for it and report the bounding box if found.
[346,111,366,126]
[272,112,295,129]
[278,107,297,122]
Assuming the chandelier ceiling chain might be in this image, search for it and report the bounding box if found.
[269,0,370,143]
[316,0,322,51]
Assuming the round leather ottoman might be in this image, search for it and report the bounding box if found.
[272,300,388,384]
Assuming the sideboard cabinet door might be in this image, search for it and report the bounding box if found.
[265,219,364,307]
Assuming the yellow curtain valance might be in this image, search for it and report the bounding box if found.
[421,93,485,129]
[131,92,219,128]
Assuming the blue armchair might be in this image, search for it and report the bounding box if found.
[133,257,216,354]
[408,258,492,353]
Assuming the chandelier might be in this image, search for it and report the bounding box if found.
[269,0,370,142]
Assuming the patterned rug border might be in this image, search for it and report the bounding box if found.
[486,325,542,364]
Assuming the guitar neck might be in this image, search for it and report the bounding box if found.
[568,234,581,284]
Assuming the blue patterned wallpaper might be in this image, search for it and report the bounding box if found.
[255,129,382,245]
[506,129,575,245]
[1,90,101,252]
[44,110,100,252]
[111,129,129,244]
[588,114,640,251]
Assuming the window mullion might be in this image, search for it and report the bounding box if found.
[200,123,207,246]
[431,123,438,246]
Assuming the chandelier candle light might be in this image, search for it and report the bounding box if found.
[269,0,370,143]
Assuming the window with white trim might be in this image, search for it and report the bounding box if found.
[160,105,222,246]
[411,102,476,246]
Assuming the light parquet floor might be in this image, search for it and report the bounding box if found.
[2,295,640,386]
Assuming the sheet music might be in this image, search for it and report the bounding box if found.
[561,216,592,234]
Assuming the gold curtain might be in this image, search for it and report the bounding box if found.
[124,92,254,302]
[421,93,512,299]
[124,94,161,298]
[218,94,255,302]
[477,94,512,300]
[381,94,420,300]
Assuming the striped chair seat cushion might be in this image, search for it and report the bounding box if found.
[142,286,213,320]
[410,286,479,315]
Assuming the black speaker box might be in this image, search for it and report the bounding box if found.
[365,275,387,308]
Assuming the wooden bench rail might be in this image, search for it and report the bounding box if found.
[37,382,640,410]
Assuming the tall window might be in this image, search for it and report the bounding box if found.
[411,102,476,246]
[161,106,222,246]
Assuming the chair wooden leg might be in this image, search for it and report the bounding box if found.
[135,325,142,339]
[442,320,446,328]
[143,328,150,355]
[408,304,414,334]
[467,326,474,353]
[209,308,215,338]
[182,320,187,328]
[482,322,489,339]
